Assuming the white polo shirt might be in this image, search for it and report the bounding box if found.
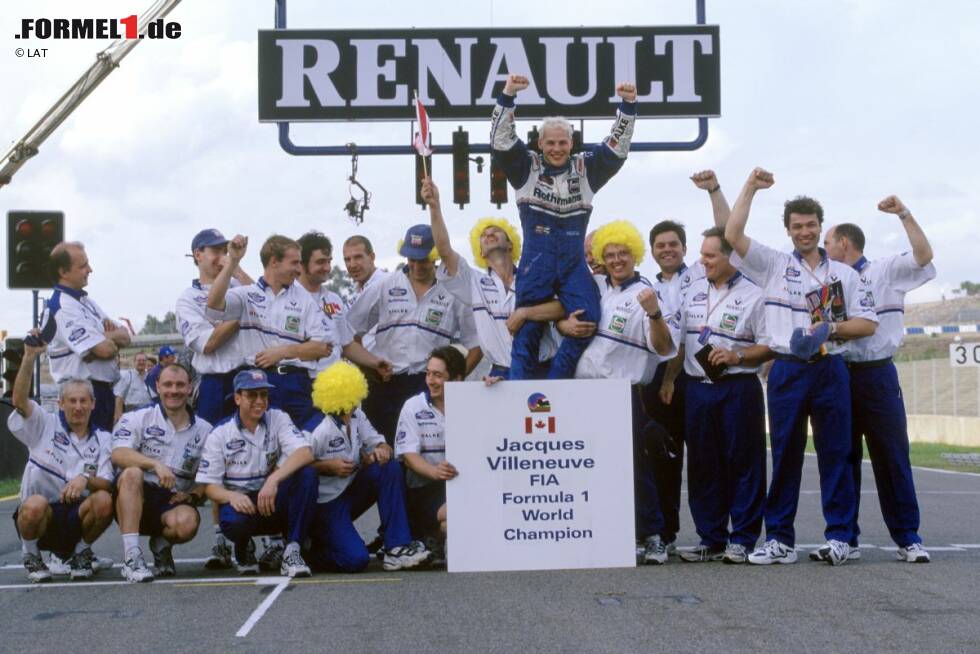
[195,409,309,492]
[208,277,329,371]
[40,285,119,383]
[111,405,213,493]
[845,253,936,362]
[176,279,246,375]
[349,269,387,352]
[677,273,768,377]
[303,285,355,375]
[113,369,152,409]
[305,409,385,503]
[7,402,113,503]
[652,261,706,318]
[437,258,558,368]
[575,274,678,385]
[731,240,877,356]
[394,392,445,489]
[346,267,479,375]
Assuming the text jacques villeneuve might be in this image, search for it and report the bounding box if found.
[489,437,596,543]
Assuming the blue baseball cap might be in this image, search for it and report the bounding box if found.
[158,345,177,358]
[399,224,434,259]
[191,228,229,252]
[233,369,275,392]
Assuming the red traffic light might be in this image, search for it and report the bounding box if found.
[16,219,33,237]
[41,219,59,239]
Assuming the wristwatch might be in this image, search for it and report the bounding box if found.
[736,350,745,365]
[647,310,663,320]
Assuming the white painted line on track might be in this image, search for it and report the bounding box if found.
[236,579,288,638]
[0,574,287,590]
[800,452,980,478]
[950,544,980,548]
[0,557,209,572]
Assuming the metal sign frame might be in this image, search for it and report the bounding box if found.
[272,0,711,156]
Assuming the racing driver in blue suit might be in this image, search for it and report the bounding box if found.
[490,73,637,379]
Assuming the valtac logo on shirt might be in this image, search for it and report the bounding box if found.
[480,277,496,288]
[415,410,435,420]
[247,292,266,304]
[691,292,708,303]
[785,267,801,278]
[389,288,408,297]
[396,430,406,443]
[68,327,86,342]
[328,436,344,448]
[146,426,166,437]
[53,432,70,447]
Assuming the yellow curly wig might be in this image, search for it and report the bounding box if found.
[312,361,369,415]
[396,239,439,263]
[591,220,646,265]
[469,217,522,268]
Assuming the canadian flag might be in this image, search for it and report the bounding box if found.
[525,416,556,434]
[412,91,433,157]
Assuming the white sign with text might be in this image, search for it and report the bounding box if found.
[445,379,635,573]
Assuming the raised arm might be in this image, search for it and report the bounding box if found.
[12,338,44,418]
[421,177,459,276]
[207,235,247,312]
[878,195,933,267]
[725,167,775,258]
[691,170,731,227]
[490,74,531,188]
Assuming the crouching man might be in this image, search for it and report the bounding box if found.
[7,338,114,582]
[111,364,213,582]
[195,369,317,577]
[304,362,430,572]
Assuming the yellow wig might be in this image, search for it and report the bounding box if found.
[469,217,522,269]
[396,239,439,262]
[312,361,369,416]
[591,220,646,265]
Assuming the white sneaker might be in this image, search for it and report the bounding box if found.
[896,543,930,563]
[121,550,155,583]
[642,535,669,565]
[809,544,861,562]
[280,547,311,578]
[23,553,52,583]
[47,552,113,574]
[824,540,851,566]
[722,543,748,564]
[382,541,431,571]
[748,540,797,565]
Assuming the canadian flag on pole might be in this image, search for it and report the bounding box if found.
[413,91,433,157]
[525,416,557,435]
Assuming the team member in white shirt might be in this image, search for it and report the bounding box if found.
[195,369,317,577]
[575,220,676,564]
[304,362,430,572]
[395,346,466,564]
[672,226,772,564]
[114,351,152,422]
[725,167,878,566]
[176,228,252,570]
[207,234,332,429]
[39,241,131,431]
[646,171,730,553]
[347,225,480,444]
[295,231,393,380]
[823,195,935,563]
[7,338,114,583]
[112,364,213,582]
[421,178,559,380]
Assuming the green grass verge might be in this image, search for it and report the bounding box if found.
[802,440,980,474]
[0,478,20,498]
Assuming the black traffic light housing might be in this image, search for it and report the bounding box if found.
[2,337,25,396]
[489,159,508,209]
[7,211,63,290]
[452,127,470,209]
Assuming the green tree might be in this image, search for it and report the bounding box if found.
[140,311,177,335]
[325,267,355,304]
[959,281,980,296]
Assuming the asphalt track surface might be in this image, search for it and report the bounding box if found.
[1,455,978,654]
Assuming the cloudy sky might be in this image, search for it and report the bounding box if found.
[2,0,978,334]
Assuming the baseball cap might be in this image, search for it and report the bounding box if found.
[158,345,177,358]
[191,228,229,252]
[233,369,275,392]
[399,224,435,259]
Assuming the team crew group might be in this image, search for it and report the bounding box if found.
[7,74,936,583]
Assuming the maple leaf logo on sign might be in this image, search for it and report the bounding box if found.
[525,393,556,435]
